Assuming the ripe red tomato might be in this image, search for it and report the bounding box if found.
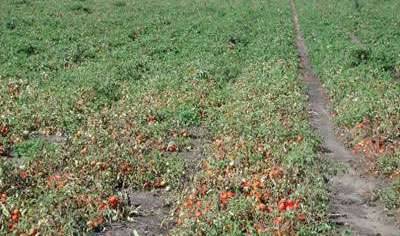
[11,209,20,223]
[257,203,266,211]
[108,196,120,209]
[278,199,287,212]
[286,199,295,210]
[0,125,9,136]
[19,171,29,180]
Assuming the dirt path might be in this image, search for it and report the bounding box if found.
[289,0,399,235]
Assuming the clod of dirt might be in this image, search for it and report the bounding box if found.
[290,0,400,235]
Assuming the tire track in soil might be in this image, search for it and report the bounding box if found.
[98,127,208,236]
[289,0,400,235]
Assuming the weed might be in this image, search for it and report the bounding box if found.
[70,4,92,13]
[176,105,201,126]
[350,47,370,66]
[5,18,16,30]
[379,180,400,209]
[18,44,38,56]
[114,1,126,7]
[116,60,149,81]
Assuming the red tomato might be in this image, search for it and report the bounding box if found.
[286,199,295,210]
[19,171,29,180]
[0,126,9,136]
[294,199,301,209]
[297,213,306,221]
[257,203,267,212]
[274,216,283,225]
[195,211,202,218]
[98,202,108,211]
[219,191,235,207]
[108,195,120,209]
[278,199,287,212]
[11,209,20,223]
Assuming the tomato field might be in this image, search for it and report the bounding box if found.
[0,0,399,235]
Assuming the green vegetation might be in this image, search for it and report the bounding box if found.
[0,0,398,235]
[295,0,400,210]
[0,0,332,234]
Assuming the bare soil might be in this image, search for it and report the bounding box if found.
[290,0,400,235]
[98,127,208,236]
